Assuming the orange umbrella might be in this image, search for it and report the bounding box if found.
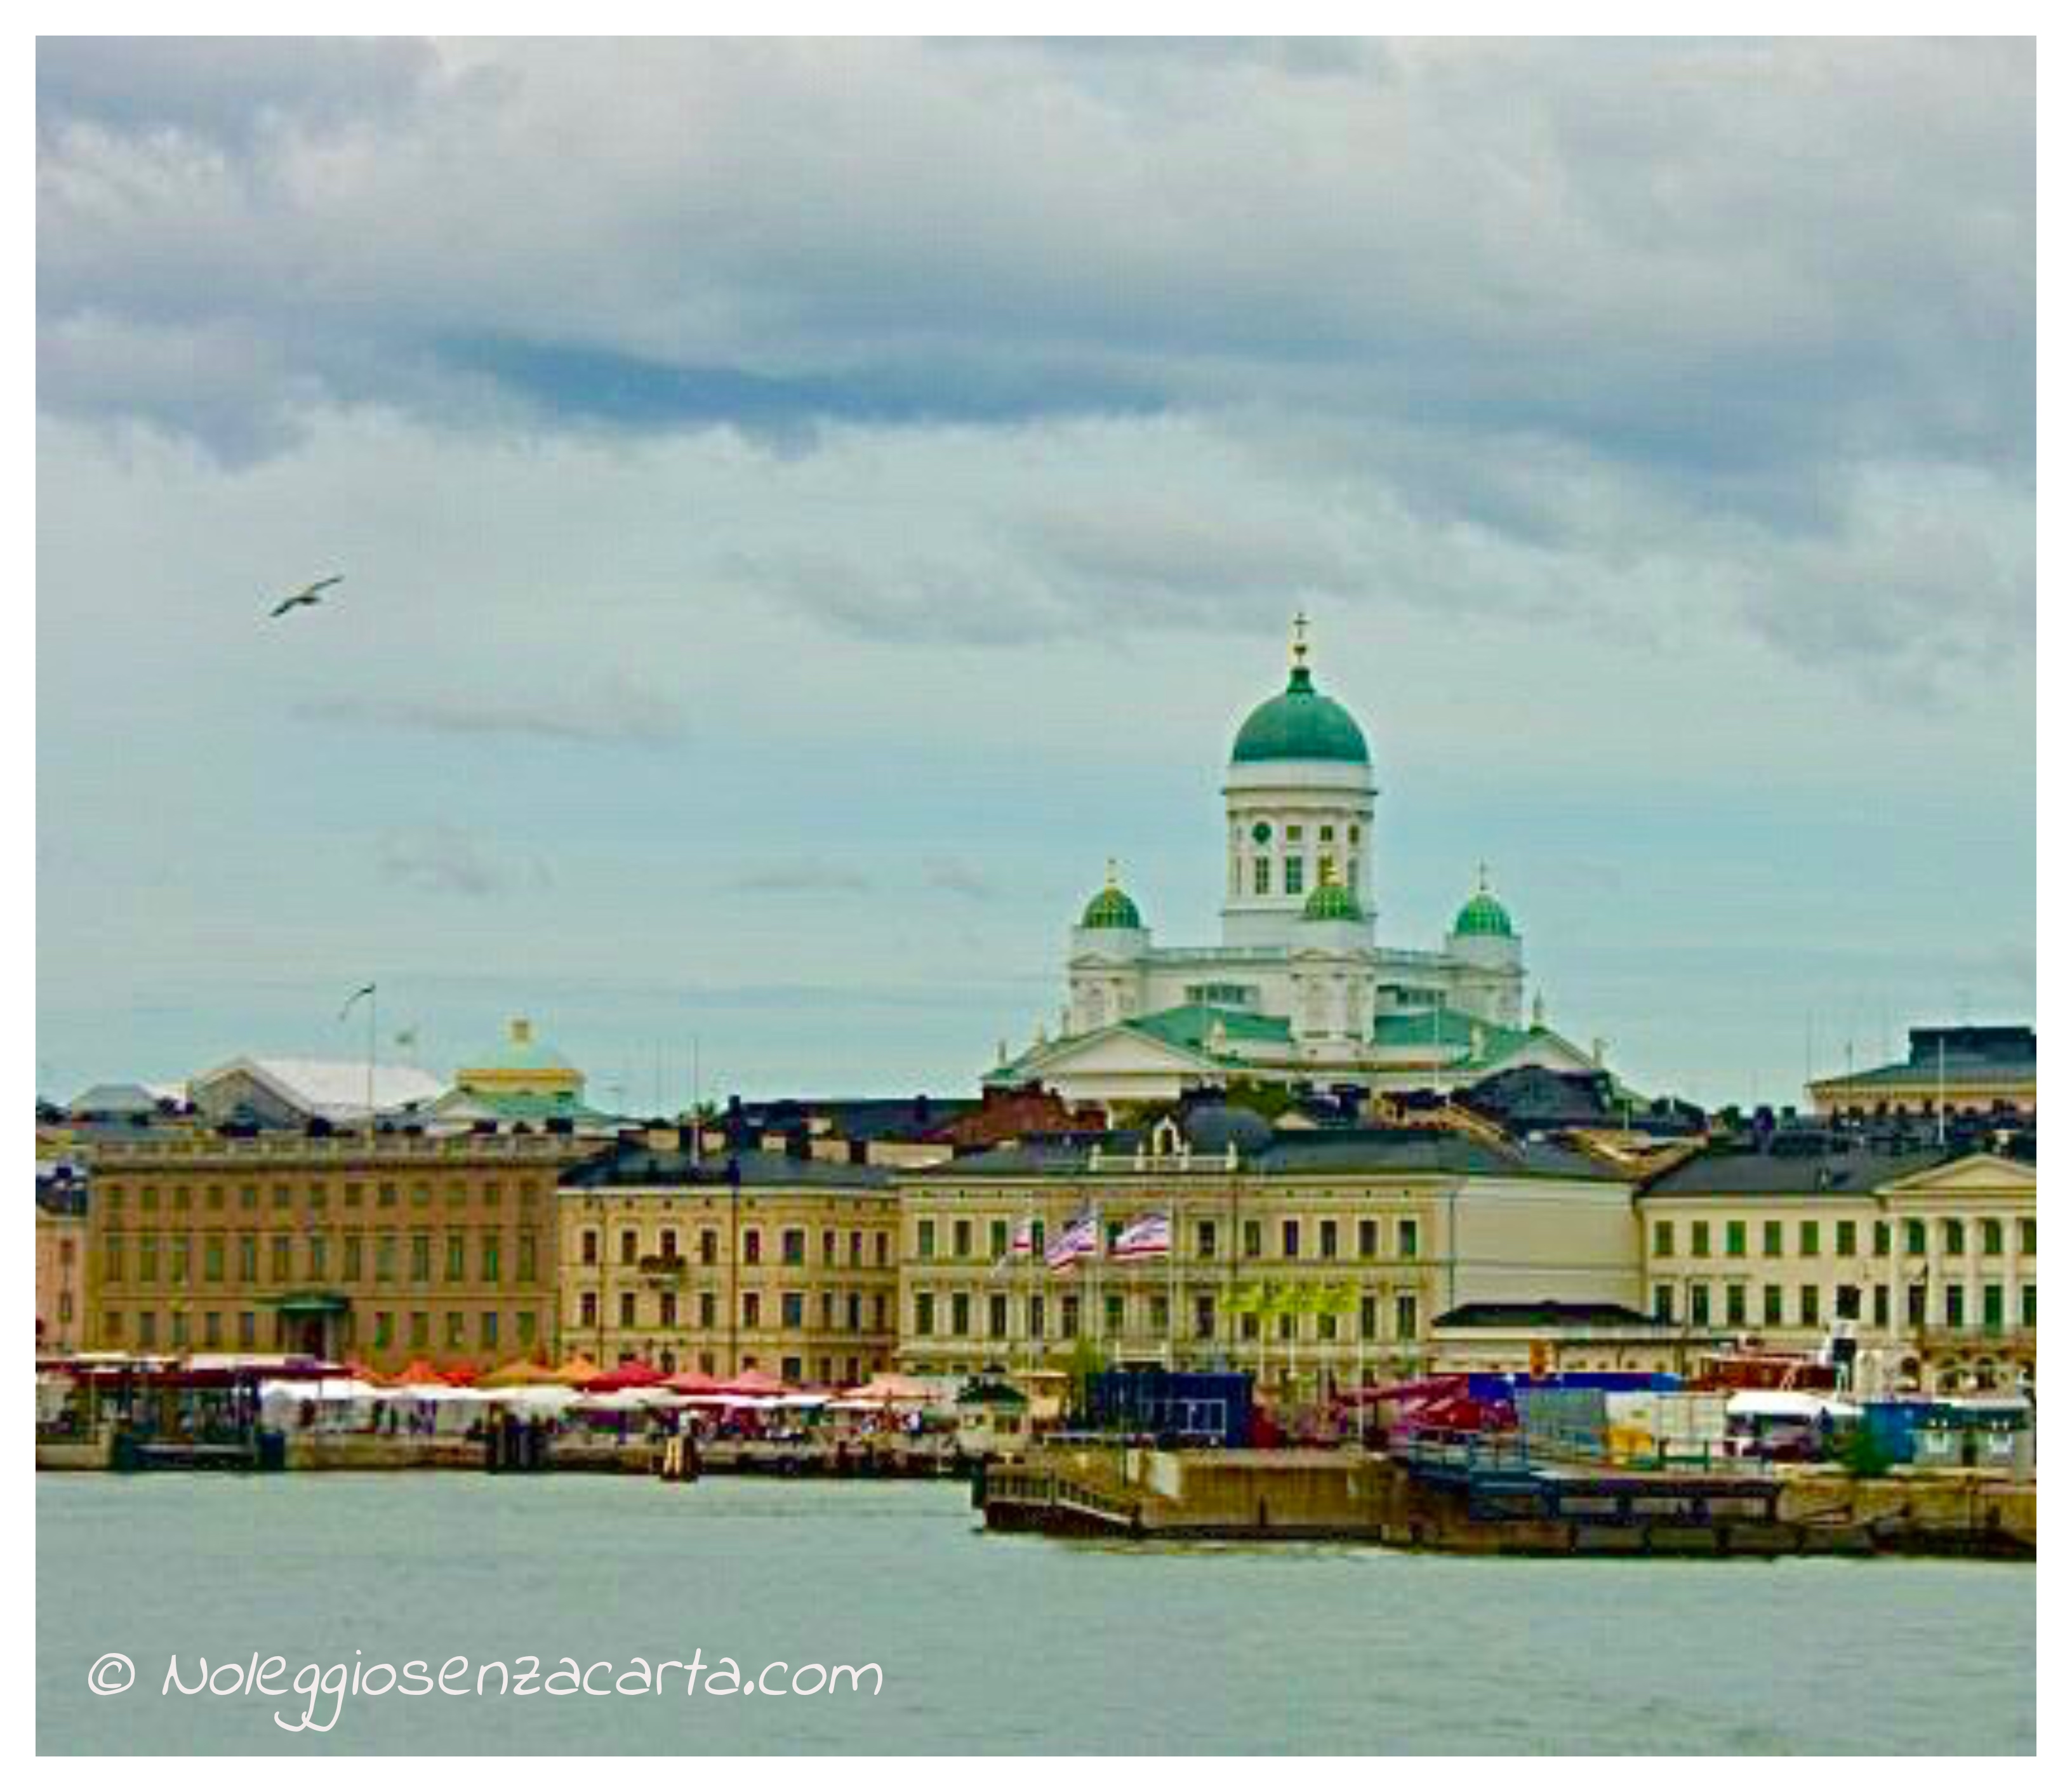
[552,1354,604,1384]
[480,1358,566,1388]
[441,1363,481,1386]
[394,1357,445,1386]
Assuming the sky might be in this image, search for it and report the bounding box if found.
[35,36,2036,1111]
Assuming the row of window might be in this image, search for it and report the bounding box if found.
[1233,856,1358,898]
[1651,1215,2036,1262]
[576,1289,893,1334]
[100,1308,543,1351]
[101,1230,538,1287]
[98,1179,542,1214]
[909,1290,1420,1341]
[1654,1280,2037,1331]
[577,1226,891,1270]
[913,1216,1419,1263]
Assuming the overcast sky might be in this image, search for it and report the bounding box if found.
[36,36,2035,1109]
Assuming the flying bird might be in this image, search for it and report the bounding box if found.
[269,575,342,618]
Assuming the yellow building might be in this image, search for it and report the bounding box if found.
[83,1131,594,1371]
[36,1164,89,1354]
[1808,1024,2035,1120]
[558,1138,900,1385]
[454,1017,588,1105]
[1639,1144,2036,1393]
[893,1108,1641,1396]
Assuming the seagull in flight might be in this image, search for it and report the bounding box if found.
[269,574,342,618]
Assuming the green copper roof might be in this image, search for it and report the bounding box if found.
[1131,1003,1293,1058]
[1453,891,1513,937]
[1373,1007,1531,1068]
[1231,664,1370,765]
[1080,879,1143,930]
[1301,880,1365,923]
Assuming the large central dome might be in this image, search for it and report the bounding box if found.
[1230,662,1370,765]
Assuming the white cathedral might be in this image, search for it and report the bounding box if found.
[987,619,1606,1107]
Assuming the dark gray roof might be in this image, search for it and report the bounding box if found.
[561,1144,893,1192]
[1435,1301,1664,1331]
[1641,1143,1955,1198]
[915,1127,1625,1183]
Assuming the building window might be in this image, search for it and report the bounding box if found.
[620,1230,638,1267]
[914,1293,934,1337]
[169,1312,188,1348]
[203,1310,221,1348]
[481,1235,500,1284]
[1905,1220,1927,1256]
[1763,1285,1783,1326]
[375,1312,393,1349]
[517,1233,536,1284]
[783,1292,806,1330]
[411,1233,432,1283]
[1944,1284,1965,1330]
[1105,1294,1125,1337]
[700,1230,719,1266]
[135,1312,154,1348]
[1690,1284,1711,1327]
[204,1238,223,1283]
[783,1229,806,1267]
[410,1312,429,1348]
[699,1292,716,1330]
[1762,1220,1783,1259]
[1690,1222,1711,1260]
[1254,858,1271,896]
[1906,1282,1927,1327]
[309,1235,329,1279]
[743,1292,761,1329]
[1836,1221,1857,1258]
[1797,1220,1818,1258]
[580,1229,598,1267]
[1028,1295,1045,1339]
[1725,1284,1746,1325]
[1197,1220,1218,1259]
[990,1219,1009,1261]
[1725,1221,1746,1259]
[1398,1219,1419,1260]
[1061,1295,1080,1339]
[1360,1219,1379,1259]
[1242,1220,1262,1258]
[519,1311,538,1346]
[272,1237,291,1282]
[1284,857,1304,896]
[1195,1294,1216,1340]
[1360,1296,1378,1340]
[1942,1219,1965,1256]
[621,1291,639,1328]
[2021,1284,2036,1328]
[481,1311,498,1351]
[2020,1218,2037,1256]
[1319,1219,1339,1261]
[953,1219,973,1260]
[951,1294,971,1336]
[580,1292,599,1329]
[238,1311,255,1348]
[1799,1285,1821,1327]
[743,1230,762,1266]
[988,1294,1009,1338]
[917,1221,935,1261]
[1282,1219,1301,1259]
[102,1237,123,1284]
[1394,1294,1418,1341]
[850,1231,864,1267]
[1654,1285,1674,1322]
[444,1311,464,1348]
[1982,1218,2004,1256]
[1836,1285,1861,1322]
[343,1235,362,1282]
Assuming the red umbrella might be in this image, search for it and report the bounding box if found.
[581,1360,667,1393]
[441,1363,481,1386]
[664,1370,724,1395]
[393,1357,444,1386]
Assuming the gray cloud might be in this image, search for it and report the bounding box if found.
[376,823,549,898]
[926,859,997,901]
[295,671,686,747]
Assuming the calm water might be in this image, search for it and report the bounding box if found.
[37,1474,2034,1754]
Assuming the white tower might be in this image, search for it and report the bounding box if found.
[1220,615,1379,950]
[1445,865,1526,1028]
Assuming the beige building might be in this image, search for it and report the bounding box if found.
[83,1131,593,1372]
[36,1165,89,1354]
[1807,1024,2035,1120]
[1639,1145,2036,1393]
[894,1108,1640,1395]
[559,1139,900,1386]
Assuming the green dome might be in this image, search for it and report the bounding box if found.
[1231,665,1370,765]
[1453,883,1514,938]
[1080,879,1143,930]
[1301,880,1365,923]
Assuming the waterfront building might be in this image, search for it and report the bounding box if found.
[559,1136,900,1385]
[1808,1023,2037,1120]
[1638,1143,2037,1393]
[82,1131,590,1371]
[893,1105,1640,1395]
[36,1160,89,1354]
[988,621,1605,1108]
[1426,1300,1725,1377]
[423,1017,621,1134]
[186,1056,446,1128]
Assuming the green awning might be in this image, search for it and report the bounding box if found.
[269,1292,352,1315]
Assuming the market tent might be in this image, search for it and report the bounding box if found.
[574,1388,686,1413]
[440,1363,481,1386]
[552,1354,604,1384]
[840,1373,934,1405]
[717,1367,787,1397]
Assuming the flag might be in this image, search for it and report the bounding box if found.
[1110,1212,1171,1260]
[1045,1212,1099,1272]
[992,1216,1036,1276]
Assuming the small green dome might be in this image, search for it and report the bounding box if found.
[1231,664,1370,766]
[1302,880,1365,923]
[1453,873,1514,938]
[1080,870,1143,930]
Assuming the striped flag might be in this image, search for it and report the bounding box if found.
[992,1216,1037,1275]
[1110,1211,1171,1260]
[1045,1211,1099,1272]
